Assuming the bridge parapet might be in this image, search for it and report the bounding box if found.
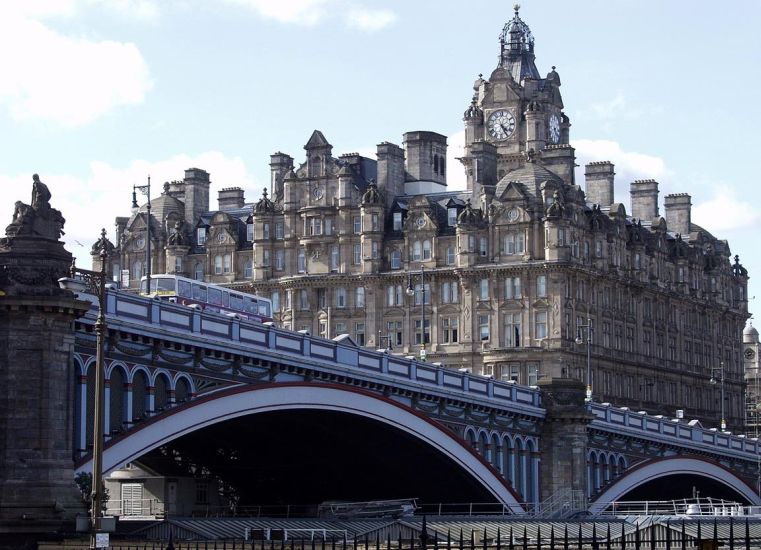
[84,290,543,417]
[590,403,761,461]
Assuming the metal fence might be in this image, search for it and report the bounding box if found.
[84,517,761,550]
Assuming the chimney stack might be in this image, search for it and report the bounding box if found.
[584,162,615,207]
[218,187,245,210]
[630,179,659,221]
[664,193,692,236]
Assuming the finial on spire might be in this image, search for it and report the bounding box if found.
[514,3,520,15]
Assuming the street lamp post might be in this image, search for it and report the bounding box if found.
[58,230,109,549]
[575,315,593,401]
[132,177,152,293]
[406,266,426,361]
[710,361,726,431]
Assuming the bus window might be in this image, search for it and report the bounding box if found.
[221,291,230,308]
[178,279,192,298]
[208,287,223,306]
[244,299,257,314]
[155,278,176,294]
[229,294,243,311]
[259,301,271,317]
[193,284,207,302]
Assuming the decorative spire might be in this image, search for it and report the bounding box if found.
[254,187,275,213]
[498,4,540,81]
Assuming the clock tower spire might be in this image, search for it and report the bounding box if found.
[462,4,575,200]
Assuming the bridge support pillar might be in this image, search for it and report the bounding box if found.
[0,186,90,548]
[537,378,594,505]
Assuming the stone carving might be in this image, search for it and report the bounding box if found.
[167,221,187,246]
[5,174,66,240]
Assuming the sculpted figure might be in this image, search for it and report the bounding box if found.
[31,174,52,210]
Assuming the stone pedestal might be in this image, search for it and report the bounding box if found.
[537,378,593,501]
[0,231,89,547]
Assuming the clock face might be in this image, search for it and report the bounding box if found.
[416,216,426,228]
[217,232,226,243]
[507,207,519,222]
[746,348,756,360]
[549,113,561,144]
[135,237,145,250]
[487,110,516,141]
[313,186,323,200]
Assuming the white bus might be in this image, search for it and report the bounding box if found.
[140,274,273,322]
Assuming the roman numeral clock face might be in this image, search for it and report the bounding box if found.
[487,110,516,141]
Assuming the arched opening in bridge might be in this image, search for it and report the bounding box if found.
[134,409,498,508]
[616,474,752,503]
[588,457,761,514]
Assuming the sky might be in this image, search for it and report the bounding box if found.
[1,0,760,321]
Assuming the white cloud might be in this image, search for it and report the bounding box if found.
[224,0,332,25]
[572,139,670,206]
[344,7,396,31]
[0,152,258,268]
[86,0,160,23]
[224,0,396,30]
[693,186,761,233]
[0,6,153,126]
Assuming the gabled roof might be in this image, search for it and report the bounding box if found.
[305,130,330,150]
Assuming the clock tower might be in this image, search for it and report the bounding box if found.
[462,4,574,203]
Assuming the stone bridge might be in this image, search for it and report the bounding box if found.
[70,290,761,513]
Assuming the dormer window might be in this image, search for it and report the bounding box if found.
[448,208,458,227]
[197,227,206,246]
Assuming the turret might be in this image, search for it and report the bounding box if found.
[524,101,546,153]
[269,152,293,203]
[467,141,497,207]
[403,131,447,185]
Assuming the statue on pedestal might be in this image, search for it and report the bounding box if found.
[5,174,66,240]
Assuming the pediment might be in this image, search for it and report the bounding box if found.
[405,212,438,232]
[499,180,529,202]
[475,301,493,312]
[383,308,405,318]
[438,304,460,315]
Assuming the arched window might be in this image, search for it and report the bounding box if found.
[214,255,222,275]
[131,371,148,422]
[433,154,439,175]
[440,156,446,176]
[194,262,204,281]
[422,239,431,260]
[108,366,126,435]
[175,377,191,403]
[153,374,170,412]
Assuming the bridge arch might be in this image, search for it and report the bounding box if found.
[588,456,761,514]
[79,383,524,511]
